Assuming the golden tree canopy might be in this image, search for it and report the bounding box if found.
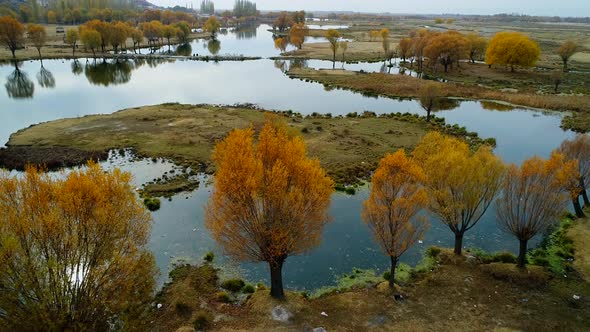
[412,132,505,253]
[0,162,156,330]
[363,150,428,259]
[485,31,540,70]
[205,120,334,264]
[289,23,308,49]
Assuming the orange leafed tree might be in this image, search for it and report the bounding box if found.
[485,32,540,72]
[424,31,467,73]
[362,150,428,288]
[205,119,334,299]
[557,40,579,72]
[0,16,25,59]
[289,23,308,49]
[413,132,505,255]
[496,152,579,268]
[398,37,413,63]
[26,24,46,58]
[274,37,287,52]
[559,134,590,217]
[0,162,156,330]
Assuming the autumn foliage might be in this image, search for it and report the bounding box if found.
[363,150,428,287]
[485,32,540,71]
[412,132,505,255]
[0,162,156,330]
[0,16,25,58]
[205,119,333,298]
[557,40,579,72]
[559,134,590,216]
[496,153,579,267]
[289,23,308,49]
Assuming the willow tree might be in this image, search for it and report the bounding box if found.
[559,135,590,216]
[557,40,579,72]
[485,32,540,72]
[496,153,579,268]
[363,150,428,288]
[289,23,308,49]
[26,23,46,58]
[206,120,334,299]
[325,29,341,68]
[0,162,156,330]
[0,16,25,59]
[413,132,505,255]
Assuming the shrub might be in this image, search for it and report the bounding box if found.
[345,187,356,195]
[203,251,215,263]
[193,310,213,330]
[242,284,255,294]
[143,197,161,211]
[301,127,309,133]
[215,291,231,303]
[425,246,442,258]
[334,184,346,192]
[174,301,192,316]
[256,283,266,290]
[491,252,517,264]
[382,271,391,281]
[221,279,245,292]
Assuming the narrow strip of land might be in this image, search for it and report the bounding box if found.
[287,67,590,132]
[0,103,489,190]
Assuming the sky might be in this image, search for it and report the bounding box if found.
[152,0,590,17]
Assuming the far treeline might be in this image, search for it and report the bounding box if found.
[0,0,259,25]
[384,28,579,74]
[1,117,589,329]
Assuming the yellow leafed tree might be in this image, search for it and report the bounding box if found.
[412,132,505,255]
[0,162,156,330]
[289,23,308,49]
[363,150,428,288]
[485,31,540,72]
[206,119,334,298]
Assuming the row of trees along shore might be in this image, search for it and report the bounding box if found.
[392,28,580,73]
[0,120,588,328]
[206,120,588,298]
[0,0,259,25]
[0,15,227,58]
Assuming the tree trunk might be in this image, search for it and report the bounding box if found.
[10,48,15,59]
[580,177,590,207]
[38,48,42,59]
[426,109,431,122]
[517,239,528,268]
[573,196,586,218]
[582,189,590,207]
[269,260,285,299]
[563,60,568,72]
[454,232,464,255]
[389,256,398,288]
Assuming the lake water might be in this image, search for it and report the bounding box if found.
[0,25,577,290]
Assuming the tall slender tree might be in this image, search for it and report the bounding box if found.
[206,119,333,299]
[413,132,505,255]
[363,150,428,288]
[559,135,590,215]
[0,16,25,59]
[496,153,579,268]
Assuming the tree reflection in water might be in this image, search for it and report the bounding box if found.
[207,39,221,55]
[234,25,257,40]
[71,59,83,76]
[37,62,56,88]
[5,62,34,99]
[84,59,133,86]
[176,43,192,57]
[83,58,170,86]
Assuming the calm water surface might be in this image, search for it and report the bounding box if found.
[0,27,576,289]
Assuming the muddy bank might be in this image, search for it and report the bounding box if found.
[0,146,108,171]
